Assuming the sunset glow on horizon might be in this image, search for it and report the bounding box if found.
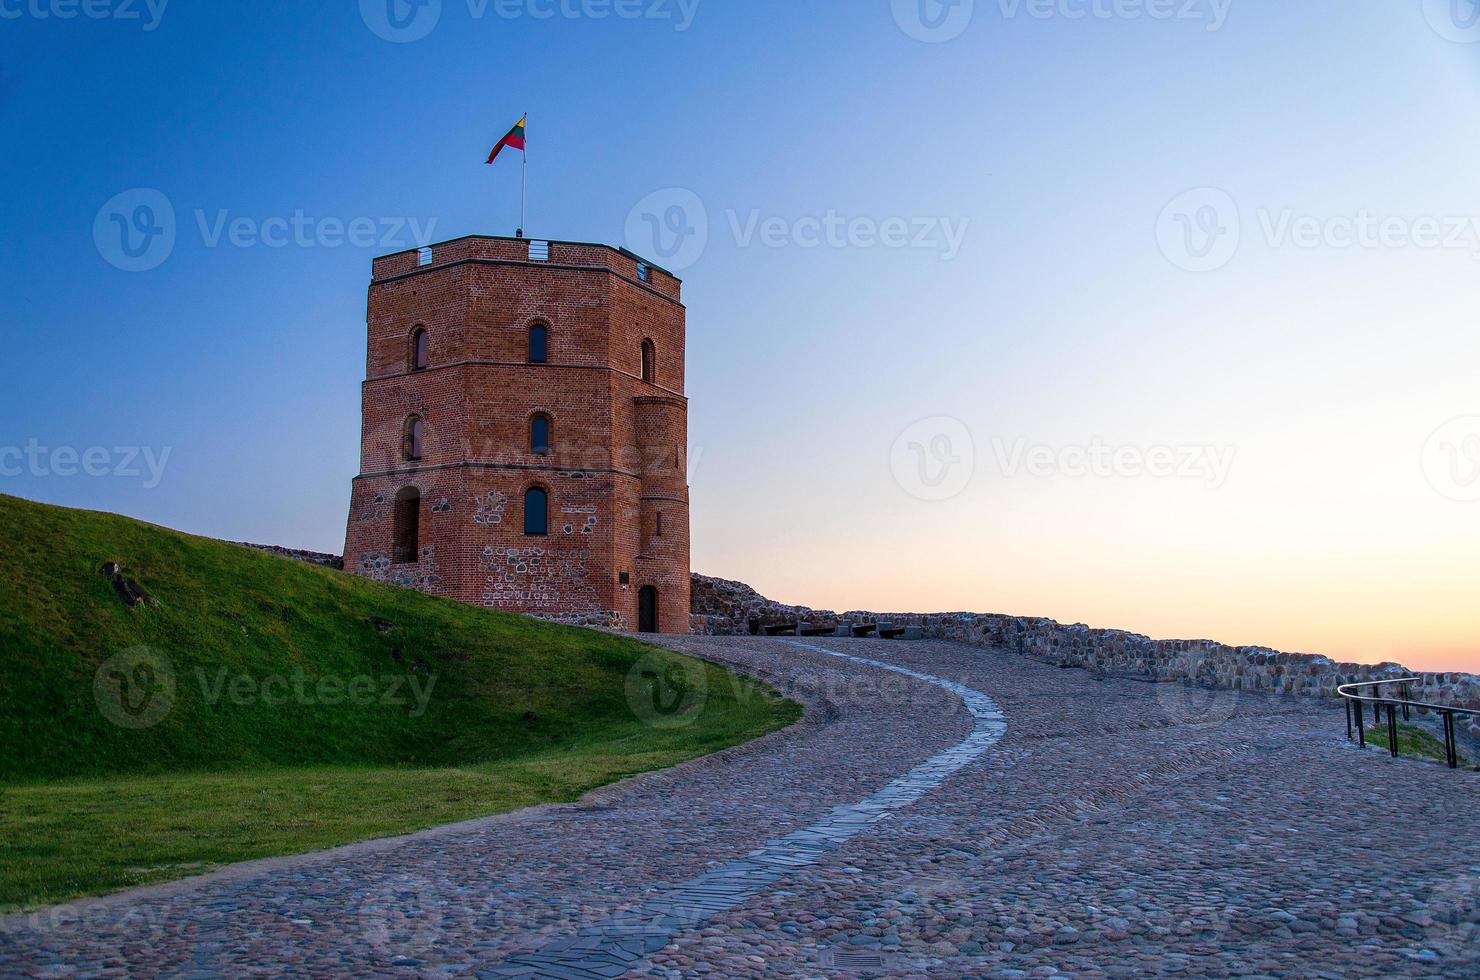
[6,2,1480,674]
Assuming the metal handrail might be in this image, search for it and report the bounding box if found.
[1337,677,1472,769]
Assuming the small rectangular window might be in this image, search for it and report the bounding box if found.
[528,240,550,261]
[619,572,631,585]
[637,262,651,283]
[656,511,664,537]
[417,246,433,266]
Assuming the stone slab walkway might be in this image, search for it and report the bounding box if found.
[3,636,1478,978]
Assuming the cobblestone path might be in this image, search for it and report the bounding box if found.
[3,636,1478,978]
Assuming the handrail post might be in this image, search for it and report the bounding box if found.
[1356,699,1365,748]
[1345,698,1352,741]
[1443,712,1458,770]
[1388,703,1399,758]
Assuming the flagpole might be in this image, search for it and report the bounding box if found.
[519,111,528,237]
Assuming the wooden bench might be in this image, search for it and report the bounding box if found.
[851,623,878,638]
[800,624,835,637]
[879,624,907,639]
[764,622,798,636]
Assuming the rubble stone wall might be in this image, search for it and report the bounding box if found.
[688,573,1480,738]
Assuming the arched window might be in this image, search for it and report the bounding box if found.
[528,323,548,364]
[530,414,552,456]
[411,328,429,371]
[404,416,425,462]
[393,487,420,564]
[523,487,549,536]
[641,339,655,383]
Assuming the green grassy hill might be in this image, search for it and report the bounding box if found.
[0,494,799,909]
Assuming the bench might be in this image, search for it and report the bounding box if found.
[879,623,907,639]
[851,623,878,638]
[764,622,798,637]
[800,624,836,637]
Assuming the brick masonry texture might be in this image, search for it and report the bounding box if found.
[341,236,691,633]
[690,573,1480,738]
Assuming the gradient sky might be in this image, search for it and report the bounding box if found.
[4,0,1480,671]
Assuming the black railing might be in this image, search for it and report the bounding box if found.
[1338,678,1471,770]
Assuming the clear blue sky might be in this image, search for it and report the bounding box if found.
[5,0,1480,668]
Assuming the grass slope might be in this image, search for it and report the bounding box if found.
[0,494,799,909]
[1363,723,1474,768]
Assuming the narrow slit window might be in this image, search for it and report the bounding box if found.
[404,417,425,461]
[393,487,420,563]
[412,328,429,371]
[531,415,552,456]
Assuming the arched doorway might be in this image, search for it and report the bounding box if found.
[638,586,659,634]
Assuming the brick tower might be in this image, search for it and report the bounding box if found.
[343,236,691,634]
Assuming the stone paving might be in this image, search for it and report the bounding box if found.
[3,636,1479,978]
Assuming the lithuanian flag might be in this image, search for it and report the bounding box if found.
[486,115,526,164]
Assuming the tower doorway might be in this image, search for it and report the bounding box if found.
[638,586,659,634]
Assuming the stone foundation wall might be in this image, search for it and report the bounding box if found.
[236,543,345,570]
[689,573,1480,737]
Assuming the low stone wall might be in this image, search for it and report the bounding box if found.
[236,543,345,570]
[689,574,1480,738]
[689,574,841,635]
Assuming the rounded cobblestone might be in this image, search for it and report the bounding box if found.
[2,636,1477,978]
